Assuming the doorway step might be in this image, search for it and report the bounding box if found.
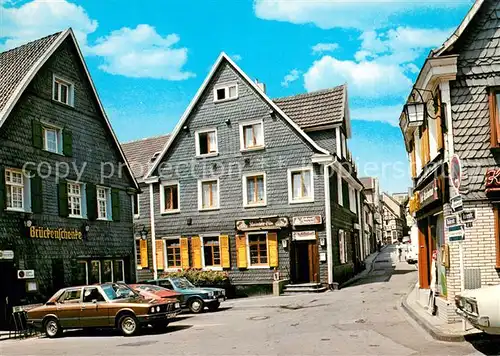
[283,283,327,294]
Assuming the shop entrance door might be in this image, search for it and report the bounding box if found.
[293,241,319,283]
[0,262,17,330]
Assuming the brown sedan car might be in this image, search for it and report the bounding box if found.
[27,283,181,337]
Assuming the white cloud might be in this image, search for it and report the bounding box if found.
[351,105,404,126]
[311,42,339,54]
[231,54,242,62]
[304,56,411,99]
[0,0,97,50]
[88,24,194,80]
[254,0,472,30]
[281,69,301,87]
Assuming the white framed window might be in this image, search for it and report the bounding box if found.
[5,168,30,212]
[160,181,180,213]
[132,193,140,218]
[195,128,218,157]
[242,172,266,207]
[97,186,111,220]
[239,119,264,151]
[43,125,62,154]
[201,235,222,270]
[164,238,182,269]
[349,186,357,213]
[68,181,84,218]
[53,75,74,106]
[213,83,238,102]
[288,167,314,204]
[339,230,347,264]
[198,179,219,211]
[341,131,347,159]
[247,232,269,268]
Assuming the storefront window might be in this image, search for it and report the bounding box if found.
[89,260,101,284]
[74,261,88,285]
[166,239,181,268]
[203,236,221,267]
[249,233,268,265]
[102,260,113,282]
[113,260,125,282]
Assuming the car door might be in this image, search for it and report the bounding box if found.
[80,287,109,327]
[55,288,82,328]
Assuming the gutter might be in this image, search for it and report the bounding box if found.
[149,183,158,280]
[323,162,334,287]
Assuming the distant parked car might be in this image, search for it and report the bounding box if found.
[406,242,418,264]
[130,284,183,302]
[455,285,500,335]
[26,283,181,337]
[143,277,226,313]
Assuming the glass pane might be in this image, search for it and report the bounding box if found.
[216,88,225,100]
[102,261,112,282]
[208,131,216,152]
[303,171,311,197]
[247,177,255,203]
[228,85,237,98]
[292,172,301,199]
[54,82,59,101]
[60,84,68,104]
[211,182,218,207]
[204,246,213,266]
[45,129,58,152]
[254,123,263,146]
[113,260,124,282]
[257,176,264,202]
[244,126,253,148]
[202,183,210,208]
[89,261,100,284]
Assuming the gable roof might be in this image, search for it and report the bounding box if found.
[273,85,347,132]
[145,52,331,179]
[0,29,139,190]
[122,134,171,181]
[359,177,375,190]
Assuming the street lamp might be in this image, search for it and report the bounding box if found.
[140,226,148,240]
[405,102,425,127]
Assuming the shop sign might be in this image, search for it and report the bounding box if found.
[445,216,458,227]
[460,210,476,223]
[450,155,462,192]
[418,179,440,209]
[0,250,14,260]
[292,215,322,226]
[292,231,317,241]
[485,168,500,193]
[235,217,289,231]
[409,193,421,215]
[449,233,465,242]
[28,226,83,240]
[17,270,35,279]
[450,195,463,213]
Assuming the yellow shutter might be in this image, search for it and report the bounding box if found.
[155,240,164,270]
[180,237,190,269]
[191,236,202,269]
[220,235,230,268]
[268,232,278,268]
[436,91,444,150]
[410,147,416,178]
[423,125,430,164]
[235,234,248,269]
[140,239,148,268]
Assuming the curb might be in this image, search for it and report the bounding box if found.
[400,285,465,342]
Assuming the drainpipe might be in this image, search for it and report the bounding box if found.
[323,163,334,287]
[149,183,158,280]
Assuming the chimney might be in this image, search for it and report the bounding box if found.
[255,79,266,93]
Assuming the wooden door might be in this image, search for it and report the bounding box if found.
[307,242,319,283]
[418,220,430,289]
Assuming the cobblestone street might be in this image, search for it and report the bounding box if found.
[2,246,498,356]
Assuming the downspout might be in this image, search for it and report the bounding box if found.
[149,183,158,280]
[323,163,334,287]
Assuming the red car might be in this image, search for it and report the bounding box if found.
[130,284,183,302]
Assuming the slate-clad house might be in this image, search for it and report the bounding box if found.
[401,0,500,323]
[0,29,138,328]
[127,53,366,291]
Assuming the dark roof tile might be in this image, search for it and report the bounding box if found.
[121,134,171,180]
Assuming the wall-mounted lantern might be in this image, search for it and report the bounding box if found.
[139,226,148,240]
[404,87,446,128]
[281,238,288,249]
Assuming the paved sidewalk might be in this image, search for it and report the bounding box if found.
[401,283,482,342]
[339,246,388,288]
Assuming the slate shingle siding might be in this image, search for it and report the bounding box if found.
[0,37,136,301]
[306,130,336,154]
[151,61,337,285]
[450,0,500,200]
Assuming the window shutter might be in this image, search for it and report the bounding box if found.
[0,166,5,214]
[191,236,202,269]
[436,92,444,150]
[220,235,230,268]
[58,181,69,217]
[180,237,190,269]
[140,240,149,268]
[410,146,417,178]
[31,175,43,214]
[235,234,248,269]
[62,128,73,156]
[268,232,279,268]
[32,120,43,149]
[111,188,120,221]
[86,183,97,221]
[489,91,500,147]
[156,240,164,270]
[494,206,500,269]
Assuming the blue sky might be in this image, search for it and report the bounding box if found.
[1,0,474,193]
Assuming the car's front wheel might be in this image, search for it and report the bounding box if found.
[119,314,139,336]
[207,302,220,312]
[44,317,62,338]
[188,297,204,313]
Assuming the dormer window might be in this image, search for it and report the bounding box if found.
[214,83,238,102]
[53,76,74,106]
[151,151,161,163]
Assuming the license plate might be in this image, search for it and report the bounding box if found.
[218,297,224,303]
[166,313,177,319]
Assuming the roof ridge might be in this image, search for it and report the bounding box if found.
[273,84,345,102]
[0,31,63,55]
[121,133,171,145]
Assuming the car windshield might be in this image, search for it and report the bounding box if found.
[101,284,138,300]
[171,277,195,289]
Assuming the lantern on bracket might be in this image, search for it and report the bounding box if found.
[404,87,446,128]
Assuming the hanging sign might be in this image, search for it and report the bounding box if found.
[460,210,476,223]
[485,168,500,193]
[450,155,462,192]
[450,195,463,213]
[292,215,322,226]
[445,216,458,227]
[292,231,317,241]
